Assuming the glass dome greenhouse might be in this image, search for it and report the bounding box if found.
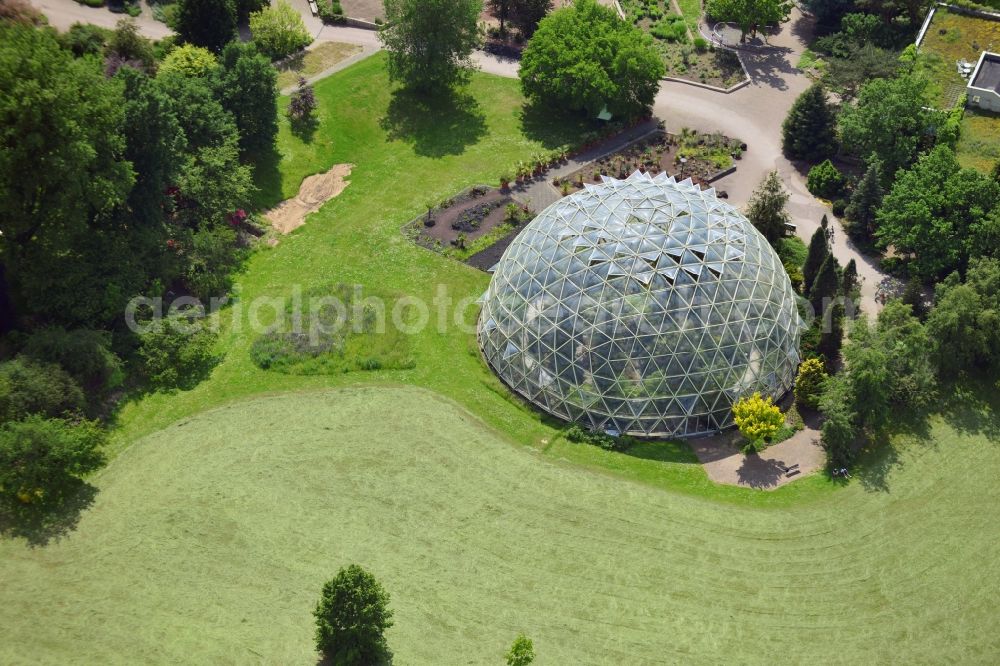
[478,172,804,438]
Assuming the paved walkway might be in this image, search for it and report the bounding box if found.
[689,425,825,490]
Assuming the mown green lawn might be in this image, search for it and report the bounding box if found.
[2,386,997,663]
[110,53,832,505]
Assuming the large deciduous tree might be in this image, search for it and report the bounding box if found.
[706,0,793,42]
[875,145,1000,280]
[380,0,482,94]
[926,258,1000,377]
[176,0,237,54]
[215,41,279,154]
[782,83,837,162]
[0,25,134,324]
[520,0,663,119]
[839,74,932,184]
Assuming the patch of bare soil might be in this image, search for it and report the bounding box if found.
[264,164,353,234]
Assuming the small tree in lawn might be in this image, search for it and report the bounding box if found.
[314,564,393,664]
[845,154,883,242]
[745,170,790,245]
[806,159,845,200]
[288,77,316,123]
[733,392,784,451]
[505,633,535,666]
[793,358,827,410]
[781,83,837,162]
[802,225,829,295]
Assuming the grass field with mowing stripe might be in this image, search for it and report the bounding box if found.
[1,386,997,663]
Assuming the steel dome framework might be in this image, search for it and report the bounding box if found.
[478,172,803,438]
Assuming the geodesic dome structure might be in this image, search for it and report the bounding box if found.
[478,172,804,439]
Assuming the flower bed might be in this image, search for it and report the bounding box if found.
[554,128,745,195]
[403,185,534,262]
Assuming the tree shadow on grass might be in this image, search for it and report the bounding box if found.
[517,101,600,150]
[250,144,284,210]
[380,87,487,157]
[290,115,319,144]
[624,439,699,464]
[0,481,98,547]
[940,377,1000,443]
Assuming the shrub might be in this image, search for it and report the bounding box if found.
[317,0,345,24]
[314,564,393,663]
[184,225,245,300]
[136,312,220,390]
[249,0,312,60]
[0,416,106,505]
[806,159,845,199]
[106,17,156,71]
[287,77,317,123]
[565,424,634,451]
[20,328,123,394]
[693,36,709,52]
[60,23,111,57]
[650,15,687,42]
[158,43,219,78]
[732,392,784,451]
[831,198,847,217]
[0,358,86,422]
[506,633,535,666]
[794,358,828,410]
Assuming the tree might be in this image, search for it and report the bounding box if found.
[159,44,219,78]
[706,0,792,42]
[0,416,105,505]
[506,634,535,666]
[732,392,784,450]
[991,159,1000,184]
[801,0,856,30]
[314,564,393,664]
[0,358,86,422]
[809,253,840,316]
[819,373,858,468]
[873,300,937,408]
[794,358,828,410]
[380,0,482,94]
[824,44,900,100]
[0,25,134,325]
[839,74,932,183]
[288,77,317,123]
[488,0,513,35]
[856,0,933,26]
[744,171,789,244]
[249,0,312,61]
[175,0,237,53]
[875,145,1000,280]
[781,84,837,162]
[105,18,155,73]
[806,159,845,199]
[520,0,663,120]
[137,313,220,390]
[802,226,829,295]
[215,41,279,154]
[845,154,883,242]
[511,0,551,37]
[842,258,859,299]
[926,259,1000,377]
[20,327,122,394]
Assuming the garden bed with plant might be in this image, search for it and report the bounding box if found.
[554,128,745,196]
[620,0,746,88]
[403,185,535,263]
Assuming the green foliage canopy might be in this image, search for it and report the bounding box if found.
[314,564,394,663]
[520,0,663,120]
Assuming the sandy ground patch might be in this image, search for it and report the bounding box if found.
[264,164,353,234]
